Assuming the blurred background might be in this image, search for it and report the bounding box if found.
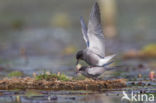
[0,0,156,103]
[0,0,156,77]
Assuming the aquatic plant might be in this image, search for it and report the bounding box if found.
[72,75,86,80]
[123,43,156,59]
[57,73,70,81]
[8,71,23,77]
[141,44,156,57]
[35,72,70,81]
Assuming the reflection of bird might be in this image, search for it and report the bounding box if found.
[77,66,116,79]
[76,2,115,67]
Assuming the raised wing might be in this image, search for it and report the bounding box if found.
[80,16,89,47]
[87,2,105,57]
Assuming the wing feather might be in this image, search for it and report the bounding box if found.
[80,16,89,47]
[87,2,105,57]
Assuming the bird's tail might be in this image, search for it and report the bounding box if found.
[104,54,116,61]
[102,61,114,67]
[99,54,116,66]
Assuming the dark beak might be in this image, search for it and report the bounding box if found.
[76,59,79,65]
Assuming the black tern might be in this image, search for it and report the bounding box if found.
[77,66,116,79]
[76,2,115,67]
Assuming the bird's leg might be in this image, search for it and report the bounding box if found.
[92,77,99,80]
[93,78,97,80]
[93,76,102,80]
[97,78,102,80]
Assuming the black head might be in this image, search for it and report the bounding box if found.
[76,50,83,65]
[76,50,83,60]
[78,66,87,72]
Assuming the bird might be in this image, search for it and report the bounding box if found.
[76,2,116,67]
[76,65,116,79]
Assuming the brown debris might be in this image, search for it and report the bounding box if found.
[123,50,144,59]
[123,48,156,59]
[0,77,126,91]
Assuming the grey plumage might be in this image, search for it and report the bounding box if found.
[76,2,116,67]
[75,2,118,79]
[80,2,105,56]
[80,16,89,47]
[78,66,115,79]
[87,2,105,57]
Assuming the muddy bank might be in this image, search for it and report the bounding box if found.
[123,44,156,59]
[0,77,126,91]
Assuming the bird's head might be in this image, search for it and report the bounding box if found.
[76,65,87,74]
[79,66,86,72]
[76,50,83,65]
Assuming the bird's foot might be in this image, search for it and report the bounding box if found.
[92,77,102,80]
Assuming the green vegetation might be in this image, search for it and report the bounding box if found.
[35,72,70,81]
[11,19,24,29]
[58,73,71,81]
[8,71,23,77]
[72,75,86,80]
[35,71,88,81]
[141,44,156,56]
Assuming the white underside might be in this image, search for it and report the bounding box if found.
[97,54,116,66]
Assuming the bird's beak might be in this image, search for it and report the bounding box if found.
[76,59,79,66]
[75,63,81,75]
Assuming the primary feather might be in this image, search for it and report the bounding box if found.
[78,2,116,67]
[87,2,105,57]
[80,16,89,47]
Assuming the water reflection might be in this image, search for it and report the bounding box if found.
[0,0,156,103]
[0,90,121,103]
[1,89,156,103]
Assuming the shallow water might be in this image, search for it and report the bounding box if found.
[0,87,156,103]
[0,90,117,103]
[0,0,156,102]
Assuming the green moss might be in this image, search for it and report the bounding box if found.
[8,71,23,77]
[141,44,156,56]
[11,19,24,29]
[72,75,86,80]
[57,73,70,81]
[35,72,70,81]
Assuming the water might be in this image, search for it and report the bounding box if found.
[0,90,119,103]
[0,0,156,103]
[0,87,156,103]
[0,58,155,103]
